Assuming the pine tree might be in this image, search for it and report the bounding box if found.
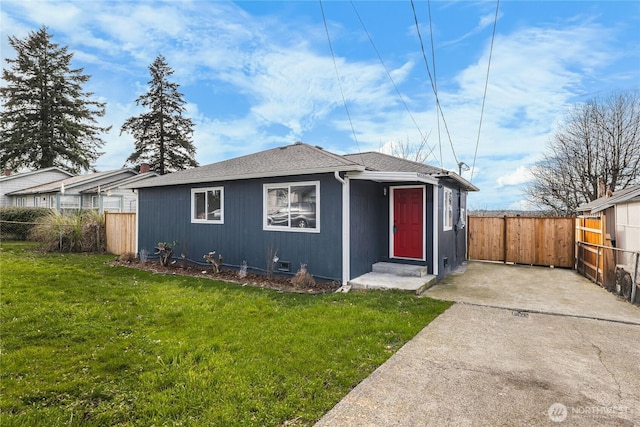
[0,26,109,174]
[120,55,198,175]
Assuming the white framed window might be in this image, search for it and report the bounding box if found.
[91,195,122,212]
[264,181,319,232]
[191,187,224,224]
[60,195,81,210]
[15,197,27,207]
[443,187,453,231]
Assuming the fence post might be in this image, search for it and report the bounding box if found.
[503,215,507,263]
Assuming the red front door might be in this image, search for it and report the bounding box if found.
[393,188,424,259]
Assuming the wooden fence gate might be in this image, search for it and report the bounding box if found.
[105,212,136,255]
[468,216,575,268]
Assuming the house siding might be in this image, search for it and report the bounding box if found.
[0,169,71,207]
[349,181,436,278]
[137,173,344,281]
[616,200,640,252]
[437,184,467,278]
[349,180,387,278]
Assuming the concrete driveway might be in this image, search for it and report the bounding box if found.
[316,262,640,426]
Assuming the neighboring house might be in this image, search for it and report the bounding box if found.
[129,142,478,284]
[7,167,157,213]
[577,184,640,252]
[0,167,74,208]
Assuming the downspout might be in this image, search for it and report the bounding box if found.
[632,252,638,304]
[134,189,139,257]
[334,171,350,289]
[433,185,439,277]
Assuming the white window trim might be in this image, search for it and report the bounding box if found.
[263,181,320,233]
[443,187,453,231]
[191,187,224,224]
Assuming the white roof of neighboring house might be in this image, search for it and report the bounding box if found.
[82,172,159,193]
[8,169,137,195]
[0,166,73,183]
[577,184,640,214]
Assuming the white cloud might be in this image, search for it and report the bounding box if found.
[1,1,635,211]
[496,166,533,188]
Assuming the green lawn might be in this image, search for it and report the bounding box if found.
[0,242,452,426]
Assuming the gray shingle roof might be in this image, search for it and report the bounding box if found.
[131,142,365,188]
[577,184,640,214]
[344,151,444,174]
[345,151,479,191]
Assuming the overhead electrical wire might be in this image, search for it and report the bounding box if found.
[410,0,459,167]
[470,0,500,183]
[426,0,444,170]
[319,0,364,164]
[349,0,436,163]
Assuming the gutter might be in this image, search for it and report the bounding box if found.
[334,171,351,290]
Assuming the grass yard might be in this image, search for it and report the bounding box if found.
[0,242,452,426]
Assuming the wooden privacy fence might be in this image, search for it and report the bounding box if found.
[105,212,136,255]
[575,216,638,303]
[468,216,575,268]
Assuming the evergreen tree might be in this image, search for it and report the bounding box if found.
[120,55,198,175]
[0,26,109,173]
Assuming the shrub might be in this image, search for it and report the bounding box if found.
[291,264,316,288]
[0,207,54,240]
[30,210,105,252]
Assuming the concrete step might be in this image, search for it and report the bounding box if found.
[372,262,428,277]
[348,272,437,295]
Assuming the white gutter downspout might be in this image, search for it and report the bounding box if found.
[433,185,439,277]
[334,171,350,290]
[134,189,139,256]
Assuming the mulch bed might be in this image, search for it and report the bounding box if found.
[113,258,341,294]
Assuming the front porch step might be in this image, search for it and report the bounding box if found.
[372,262,428,277]
[348,272,437,295]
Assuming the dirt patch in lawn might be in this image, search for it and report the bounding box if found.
[113,258,341,294]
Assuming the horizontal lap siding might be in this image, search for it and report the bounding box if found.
[137,173,343,281]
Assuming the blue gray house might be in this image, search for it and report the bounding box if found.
[130,142,478,284]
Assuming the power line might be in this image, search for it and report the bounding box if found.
[319,0,363,163]
[349,0,436,163]
[470,0,500,183]
[426,0,443,169]
[410,0,459,167]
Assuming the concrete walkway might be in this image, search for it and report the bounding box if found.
[316,262,640,426]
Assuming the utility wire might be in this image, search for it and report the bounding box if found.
[319,0,364,164]
[470,0,500,183]
[349,0,436,163]
[411,0,459,167]
[426,0,444,169]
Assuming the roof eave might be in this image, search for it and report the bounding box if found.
[346,170,440,185]
[433,172,480,192]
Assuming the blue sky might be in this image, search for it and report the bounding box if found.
[2,1,639,210]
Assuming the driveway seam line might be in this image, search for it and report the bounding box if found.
[451,301,640,326]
